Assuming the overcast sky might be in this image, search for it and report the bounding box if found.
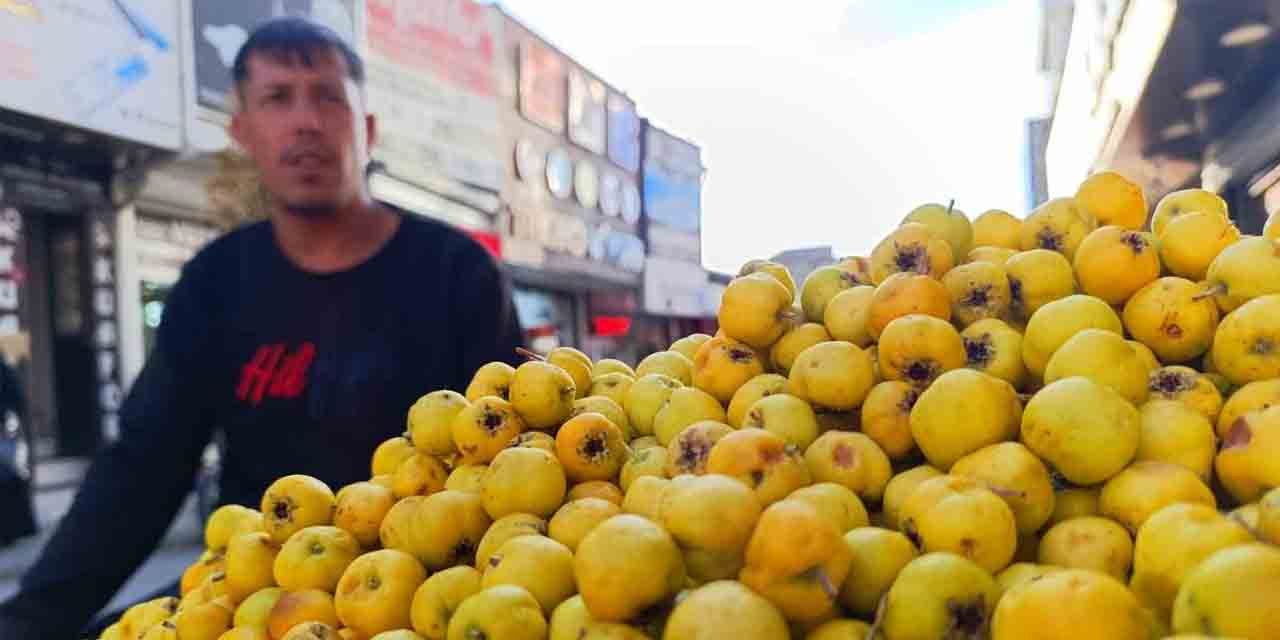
[497,0,1046,273]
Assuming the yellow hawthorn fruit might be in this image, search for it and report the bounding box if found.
[726,373,789,428]
[1130,502,1254,621]
[1124,277,1220,365]
[379,491,490,571]
[1044,328,1151,406]
[800,264,864,323]
[943,260,1012,327]
[1204,236,1280,313]
[1211,294,1280,386]
[1021,294,1123,379]
[480,446,566,519]
[555,413,628,483]
[669,334,712,363]
[706,428,812,506]
[1020,197,1091,261]
[1037,517,1133,581]
[859,380,919,460]
[1215,404,1280,504]
[445,585,546,640]
[474,514,547,572]
[952,442,1055,535]
[692,335,766,405]
[451,396,525,465]
[1150,188,1229,237]
[717,273,796,349]
[274,526,361,593]
[878,314,966,388]
[822,286,875,347]
[1005,248,1076,321]
[624,373,682,437]
[904,201,974,261]
[739,499,853,623]
[960,318,1027,389]
[1134,400,1216,480]
[1075,170,1147,230]
[465,362,516,402]
[838,527,917,617]
[634,351,693,387]
[881,552,1000,640]
[787,341,875,412]
[391,453,448,500]
[804,431,892,503]
[992,568,1148,640]
[408,391,468,457]
[870,222,955,284]
[881,465,943,531]
[574,515,685,622]
[1073,226,1160,305]
[665,420,733,477]
[1021,376,1140,485]
[1148,365,1223,423]
[662,580,789,640]
[771,323,833,375]
[910,369,1020,471]
[973,209,1023,250]
[900,475,1018,574]
[865,272,952,340]
[652,386,726,447]
[1158,211,1240,281]
[1171,544,1280,639]
[261,475,336,545]
[482,535,576,615]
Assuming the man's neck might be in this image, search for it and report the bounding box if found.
[269,197,401,274]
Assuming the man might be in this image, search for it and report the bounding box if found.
[0,17,523,639]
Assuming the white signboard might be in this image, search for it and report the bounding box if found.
[0,0,182,150]
[643,255,710,318]
[365,0,503,191]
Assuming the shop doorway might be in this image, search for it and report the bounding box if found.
[24,211,100,460]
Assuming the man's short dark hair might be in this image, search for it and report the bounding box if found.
[232,17,365,92]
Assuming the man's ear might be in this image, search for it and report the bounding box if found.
[229,105,250,151]
[365,112,378,152]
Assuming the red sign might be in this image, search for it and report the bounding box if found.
[366,0,498,97]
[519,39,565,133]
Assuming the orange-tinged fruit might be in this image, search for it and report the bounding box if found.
[268,590,340,640]
[410,566,482,640]
[903,202,974,261]
[371,437,417,478]
[952,442,1055,535]
[881,464,943,531]
[1148,365,1223,423]
[1158,211,1240,281]
[1171,544,1280,639]
[1124,277,1220,365]
[226,532,281,602]
[692,335,766,405]
[717,272,797,349]
[1134,400,1216,480]
[391,453,448,500]
[1037,516,1133,581]
[445,585,546,640]
[261,476,336,546]
[474,514,547,572]
[278,622,342,640]
[706,428,812,506]
[804,431,891,503]
[772,323,834,374]
[662,580,789,640]
[1204,236,1280,313]
[973,209,1023,250]
[1100,461,1215,534]
[994,563,1060,600]
[565,481,624,506]
[234,587,286,630]
[1073,226,1160,305]
[1130,502,1254,620]
[910,369,1021,471]
[1215,404,1280,504]
[1005,248,1076,321]
[821,286,875,347]
[574,515,685,622]
[943,260,1012,327]
[183,550,227,597]
[334,549,427,639]
[548,498,621,552]
[659,473,762,553]
[859,380,919,460]
[900,475,1018,574]
[1211,294,1280,386]
[175,596,234,640]
[991,568,1148,640]
[555,412,629,483]
[866,272,951,339]
[742,393,820,450]
[960,318,1027,389]
[870,222,955,284]
[788,482,869,534]
[334,482,397,549]
[464,362,515,402]
[480,446,566,519]
[670,334,713,363]
[408,391,468,457]
[1216,379,1280,439]
[380,491,491,571]
[665,420,733,477]
[450,396,525,465]
[482,535,576,614]
[1020,197,1091,261]
[787,341,875,412]
[1150,188,1229,237]
[838,527,917,617]
[881,552,999,640]
[443,465,488,494]
[206,506,265,552]
[274,526,361,592]
[1075,170,1147,230]
[740,499,853,623]
[967,245,1018,266]
[877,314,966,387]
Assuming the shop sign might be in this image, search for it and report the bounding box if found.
[607,93,640,173]
[507,205,644,275]
[567,68,606,154]
[91,214,121,442]
[0,0,182,149]
[642,255,709,318]
[642,126,703,234]
[519,38,565,133]
[190,0,358,115]
[645,222,701,265]
[365,0,503,191]
[509,204,588,259]
[0,207,23,337]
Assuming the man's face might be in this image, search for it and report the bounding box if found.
[230,48,375,216]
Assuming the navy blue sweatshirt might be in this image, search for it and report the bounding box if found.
[0,210,524,639]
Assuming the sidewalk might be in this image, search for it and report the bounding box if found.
[0,459,205,612]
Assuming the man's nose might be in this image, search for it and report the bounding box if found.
[288,99,325,132]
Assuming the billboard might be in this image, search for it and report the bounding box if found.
[365,0,503,191]
[607,92,640,173]
[642,125,702,234]
[518,38,565,134]
[0,0,182,149]
[190,0,358,115]
[567,67,605,154]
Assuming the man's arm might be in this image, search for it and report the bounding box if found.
[452,242,525,388]
[0,260,219,639]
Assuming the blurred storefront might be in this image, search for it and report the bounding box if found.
[0,0,183,463]
[495,13,648,360]
[637,122,717,352]
[1047,0,1280,233]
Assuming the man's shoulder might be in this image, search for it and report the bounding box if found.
[179,220,271,282]
[391,208,501,272]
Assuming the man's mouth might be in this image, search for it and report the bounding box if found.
[284,150,334,168]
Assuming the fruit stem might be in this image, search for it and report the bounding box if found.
[946,199,956,216]
[868,594,888,639]
[515,347,546,362]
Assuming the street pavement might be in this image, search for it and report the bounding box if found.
[0,462,205,616]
